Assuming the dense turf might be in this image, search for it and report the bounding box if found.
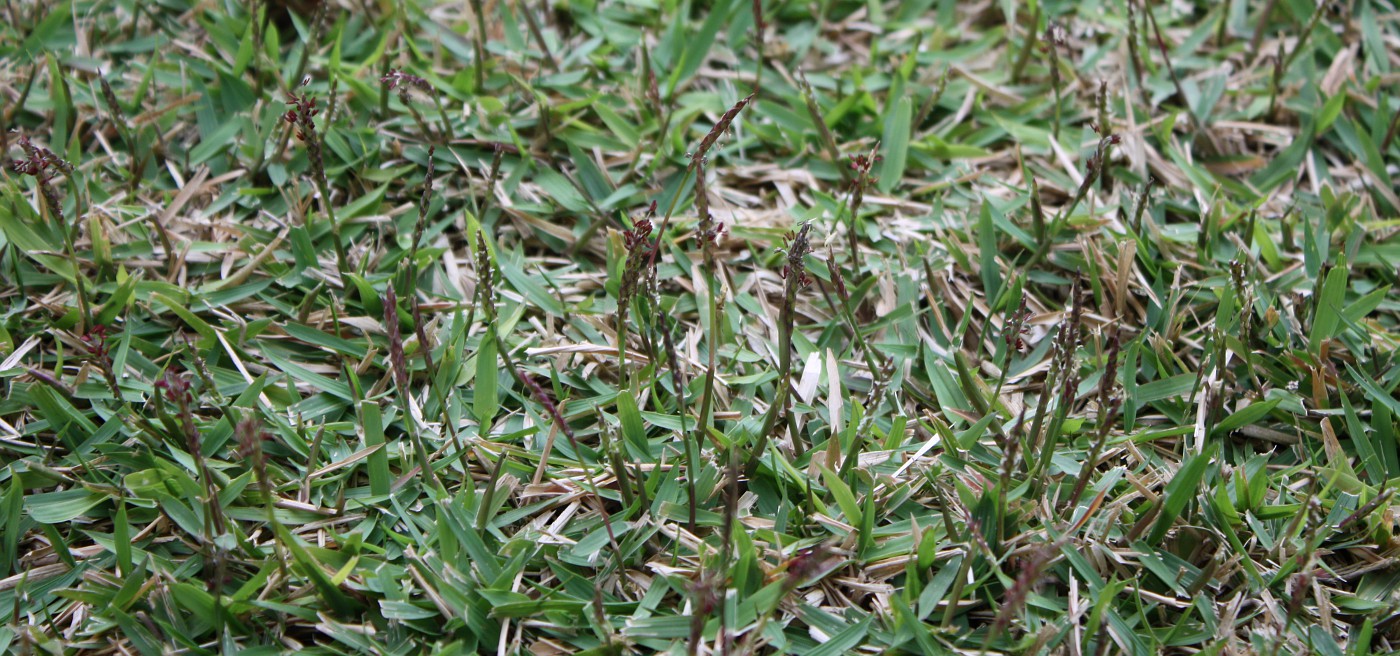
[1,0,1399,653]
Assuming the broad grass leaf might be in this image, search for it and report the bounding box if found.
[1147,444,1215,544]
[25,489,106,524]
[877,96,912,193]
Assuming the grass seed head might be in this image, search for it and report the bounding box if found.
[11,134,72,219]
[692,93,755,165]
[156,370,198,453]
[380,68,432,99]
[383,285,409,392]
[779,222,814,290]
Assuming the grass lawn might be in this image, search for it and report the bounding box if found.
[2,0,1399,653]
